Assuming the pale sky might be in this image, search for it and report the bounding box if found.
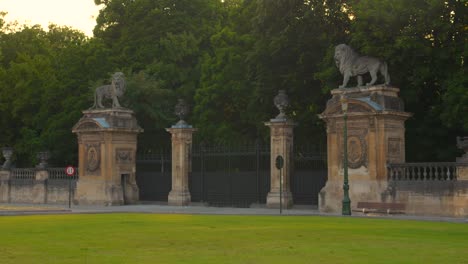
[0,0,102,36]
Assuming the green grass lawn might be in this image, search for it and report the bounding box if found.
[0,214,467,264]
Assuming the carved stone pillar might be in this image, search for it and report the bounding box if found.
[166,127,196,206]
[318,85,411,213]
[72,108,143,205]
[265,120,296,209]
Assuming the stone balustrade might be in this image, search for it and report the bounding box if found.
[387,162,458,181]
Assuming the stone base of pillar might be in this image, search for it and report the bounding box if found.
[266,191,293,209]
[318,180,388,213]
[168,190,191,206]
[125,184,140,204]
[75,179,125,206]
[0,170,10,203]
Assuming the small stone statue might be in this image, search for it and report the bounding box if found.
[334,44,390,88]
[273,90,289,120]
[90,72,126,109]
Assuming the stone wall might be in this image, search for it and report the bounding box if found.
[387,180,468,217]
[0,169,76,205]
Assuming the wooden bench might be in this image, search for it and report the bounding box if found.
[355,202,406,214]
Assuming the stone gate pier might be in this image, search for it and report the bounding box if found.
[72,108,143,205]
[318,85,411,213]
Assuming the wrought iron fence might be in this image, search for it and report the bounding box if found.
[190,142,271,207]
[136,149,172,201]
[387,163,458,181]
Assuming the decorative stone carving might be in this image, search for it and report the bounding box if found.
[341,134,367,169]
[1,147,13,170]
[116,148,132,163]
[85,143,100,173]
[388,138,401,160]
[334,44,390,88]
[273,90,289,120]
[90,72,126,109]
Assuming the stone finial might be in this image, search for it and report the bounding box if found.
[273,90,289,120]
[36,151,50,170]
[173,99,191,128]
[1,147,13,170]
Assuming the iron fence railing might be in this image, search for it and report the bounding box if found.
[47,168,79,180]
[387,162,458,181]
[11,168,35,179]
[9,168,79,180]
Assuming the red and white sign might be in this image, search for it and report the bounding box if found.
[65,166,76,176]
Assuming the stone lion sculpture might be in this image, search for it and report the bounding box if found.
[334,44,390,88]
[91,72,125,109]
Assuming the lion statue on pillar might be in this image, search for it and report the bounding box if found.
[90,72,126,109]
[334,44,390,89]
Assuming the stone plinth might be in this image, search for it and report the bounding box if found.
[265,120,296,209]
[166,126,196,206]
[0,170,11,202]
[72,108,143,206]
[318,85,412,213]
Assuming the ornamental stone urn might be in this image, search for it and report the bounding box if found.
[174,99,190,128]
[273,90,289,121]
[36,151,50,170]
[1,147,13,170]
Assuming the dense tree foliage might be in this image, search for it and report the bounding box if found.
[0,0,466,166]
[346,0,466,161]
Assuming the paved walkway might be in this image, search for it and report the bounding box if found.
[1,203,467,223]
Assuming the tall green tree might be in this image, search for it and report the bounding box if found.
[0,22,112,166]
[93,0,225,148]
[194,0,350,144]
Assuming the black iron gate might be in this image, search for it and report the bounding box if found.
[136,150,171,201]
[189,143,270,207]
[136,143,327,207]
[292,146,328,205]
